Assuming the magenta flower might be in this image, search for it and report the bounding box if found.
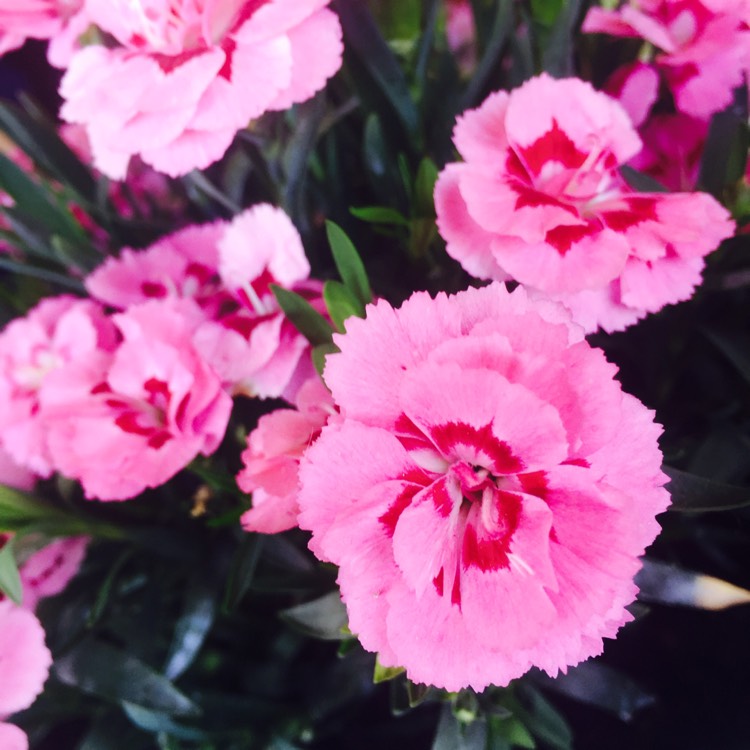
[59,0,343,177]
[298,284,670,691]
[238,377,335,534]
[41,299,232,501]
[434,74,734,332]
[87,205,322,402]
[583,0,750,120]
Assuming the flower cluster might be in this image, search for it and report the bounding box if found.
[0,205,320,500]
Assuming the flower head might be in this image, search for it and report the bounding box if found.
[298,284,670,691]
[60,0,343,177]
[434,74,734,332]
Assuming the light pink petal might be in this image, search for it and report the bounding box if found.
[0,722,28,750]
[452,89,511,164]
[604,62,660,127]
[19,537,88,611]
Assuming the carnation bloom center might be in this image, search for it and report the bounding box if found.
[14,349,63,391]
[92,377,178,449]
[509,122,619,218]
[391,416,541,607]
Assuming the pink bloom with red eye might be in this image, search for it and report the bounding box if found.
[0,599,51,717]
[298,283,670,692]
[434,74,734,332]
[59,0,343,178]
[630,113,708,191]
[41,299,232,501]
[19,536,88,611]
[0,0,88,66]
[238,377,335,534]
[0,296,118,476]
[583,0,750,120]
[87,204,322,401]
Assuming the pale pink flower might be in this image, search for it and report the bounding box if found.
[446,0,477,74]
[60,0,343,178]
[238,377,335,534]
[434,74,735,332]
[630,113,708,191]
[0,599,51,716]
[0,296,118,476]
[583,0,750,120]
[18,536,88,611]
[0,722,28,750]
[0,0,88,66]
[41,299,232,501]
[87,205,322,401]
[298,283,670,691]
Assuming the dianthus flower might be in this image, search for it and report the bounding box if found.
[0,600,52,747]
[87,204,322,401]
[238,377,335,534]
[583,0,750,120]
[434,74,734,332]
[0,0,87,66]
[298,284,670,691]
[41,299,232,501]
[59,0,343,177]
[0,296,118,476]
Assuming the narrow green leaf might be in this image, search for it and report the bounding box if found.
[280,590,349,640]
[272,285,334,347]
[50,235,99,274]
[332,0,419,139]
[698,110,750,196]
[0,153,84,242]
[164,577,218,680]
[0,101,97,203]
[326,221,373,306]
[0,254,85,292]
[515,686,572,750]
[311,341,340,377]
[374,657,406,684]
[620,165,668,193]
[414,157,439,217]
[54,639,200,716]
[406,680,431,707]
[223,534,264,611]
[531,0,564,26]
[488,715,536,749]
[350,205,410,227]
[122,702,210,741]
[664,466,750,512]
[323,280,363,332]
[540,0,583,77]
[0,484,67,529]
[533,661,655,721]
[0,539,23,604]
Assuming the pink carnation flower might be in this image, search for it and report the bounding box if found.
[0,296,118,476]
[434,74,735,332]
[603,61,660,127]
[60,0,343,178]
[0,722,28,750]
[238,377,335,534]
[86,205,321,401]
[41,299,232,501]
[0,599,51,717]
[583,0,750,120]
[298,283,670,691]
[0,0,88,66]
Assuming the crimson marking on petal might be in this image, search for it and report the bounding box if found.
[517,119,587,177]
[147,430,172,450]
[378,483,423,537]
[433,568,444,597]
[430,421,525,474]
[91,381,112,395]
[601,196,658,232]
[141,281,168,298]
[544,222,597,255]
[563,457,590,468]
[115,412,154,437]
[25,552,65,589]
[144,378,170,401]
[429,477,455,518]
[512,180,580,216]
[185,262,216,286]
[462,491,521,572]
[519,470,548,500]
